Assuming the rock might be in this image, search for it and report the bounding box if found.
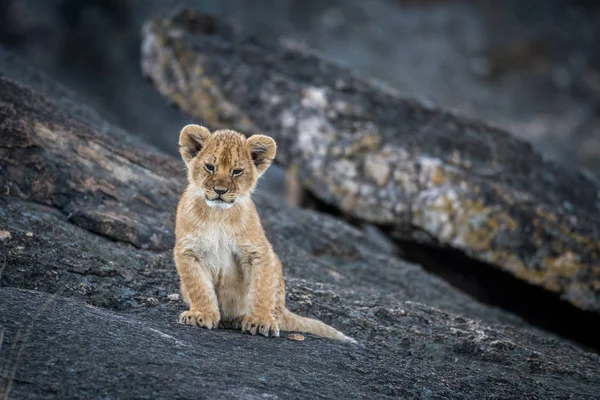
[2,287,600,399]
[145,297,160,306]
[0,76,180,251]
[287,333,305,341]
[167,293,180,301]
[1,46,600,399]
[0,46,159,153]
[140,10,600,313]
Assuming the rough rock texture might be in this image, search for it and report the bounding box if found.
[0,75,180,251]
[140,10,600,314]
[2,50,600,399]
[3,0,600,174]
[0,46,159,153]
[4,287,600,400]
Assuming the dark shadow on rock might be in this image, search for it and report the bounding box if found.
[396,240,600,353]
[306,192,600,352]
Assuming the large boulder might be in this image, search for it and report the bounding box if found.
[1,48,600,399]
[140,10,600,314]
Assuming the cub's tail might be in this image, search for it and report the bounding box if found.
[280,310,357,344]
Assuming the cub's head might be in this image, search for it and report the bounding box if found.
[179,124,276,209]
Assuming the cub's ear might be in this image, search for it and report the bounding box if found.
[179,124,211,166]
[246,134,276,176]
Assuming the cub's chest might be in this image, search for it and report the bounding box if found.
[183,228,238,274]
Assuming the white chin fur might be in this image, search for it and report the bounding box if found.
[206,199,234,209]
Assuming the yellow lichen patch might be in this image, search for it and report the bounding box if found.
[494,188,516,206]
[150,39,257,133]
[558,224,595,248]
[456,199,518,252]
[185,77,257,133]
[499,253,562,291]
[535,206,559,224]
[152,31,167,47]
[171,93,188,110]
[415,191,457,241]
[452,215,595,300]
[532,231,545,247]
[419,188,520,255]
[499,212,518,232]
[346,133,381,156]
[498,251,589,294]
[488,251,563,292]
[431,167,445,185]
[488,251,531,278]
[189,79,221,126]
[542,251,587,278]
[458,222,496,253]
[486,244,594,295]
[530,209,598,261]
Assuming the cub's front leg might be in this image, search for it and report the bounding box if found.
[239,246,280,337]
[174,249,220,329]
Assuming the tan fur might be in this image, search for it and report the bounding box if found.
[174,124,356,343]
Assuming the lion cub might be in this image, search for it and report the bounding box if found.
[174,124,355,343]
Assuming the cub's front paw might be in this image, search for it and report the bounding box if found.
[178,309,220,329]
[242,313,280,337]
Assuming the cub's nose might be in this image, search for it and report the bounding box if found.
[214,187,228,195]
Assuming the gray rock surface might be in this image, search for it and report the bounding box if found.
[3,287,600,400]
[140,10,600,314]
[2,0,600,173]
[1,45,600,399]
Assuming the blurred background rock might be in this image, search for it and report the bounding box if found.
[1,0,599,174]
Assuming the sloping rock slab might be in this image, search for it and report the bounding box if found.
[0,76,180,251]
[140,10,600,313]
[2,288,600,400]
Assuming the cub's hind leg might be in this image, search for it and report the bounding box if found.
[238,245,280,337]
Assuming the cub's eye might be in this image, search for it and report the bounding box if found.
[205,164,215,173]
[232,169,243,177]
